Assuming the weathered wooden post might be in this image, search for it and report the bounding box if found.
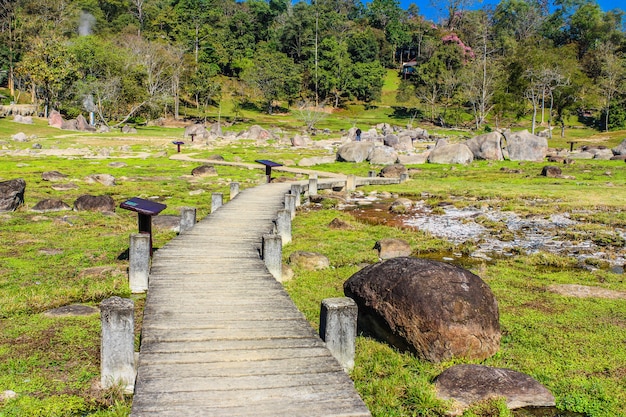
[275,209,292,245]
[100,297,135,394]
[308,174,318,196]
[211,192,223,213]
[129,233,150,293]
[179,207,196,234]
[230,182,240,200]
[284,193,297,219]
[320,297,358,372]
[262,233,282,281]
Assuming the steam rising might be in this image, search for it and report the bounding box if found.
[79,12,96,36]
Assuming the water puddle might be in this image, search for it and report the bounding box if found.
[344,197,626,272]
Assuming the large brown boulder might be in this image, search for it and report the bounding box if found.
[0,178,26,212]
[32,199,71,212]
[288,251,330,271]
[427,143,474,165]
[465,132,504,161]
[73,195,115,212]
[435,364,555,415]
[336,142,375,163]
[344,257,500,362]
[191,165,218,177]
[503,130,548,161]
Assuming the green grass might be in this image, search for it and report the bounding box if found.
[1,110,626,416]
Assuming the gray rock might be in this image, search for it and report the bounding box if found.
[328,218,353,230]
[85,174,116,186]
[11,132,28,142]
[428,143,474,165]
[569,151,594,159]
[238,125,271,141]
[397,153,428,165]
[13,115,33,124]
[541,166,562,178]
[612,138,626,155]
[48,110,64,128]
[32,199,71,212]
[289,251,330,270]
[73,194,115,212]
[373,238,411,259]
[379,164,407,178]
[291,134,312,147]
[76,114,96,132]
[191,165,218,177]
[298,156,336,167]
[184,123,209,140]
[344,257,500,362]
[465,132,504,161]
[435,364,555,415]
[337,142,375,163]
[0,178,26,212]
[42,171,68,181]
[121,125,137,134]
[504,130,548,161]
[109,162,127,168]
[368,146,398,165]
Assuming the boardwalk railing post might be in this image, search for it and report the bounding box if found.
[262,233,282,281]
[346,174,356,192]
[368,170,377,178]
[290,184,302,207]
[100,296,135,394]
[230,182,240,200]
[275,209,292,245]
[320,297,358,372]
[211,192,223,213]
[179,207,196,234]
[129,233,150,293]
[309,174,318,196]
[284,193,297,219]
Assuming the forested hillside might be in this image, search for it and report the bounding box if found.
[0,0,625,131]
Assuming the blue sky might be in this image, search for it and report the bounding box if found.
[400,0,625,22]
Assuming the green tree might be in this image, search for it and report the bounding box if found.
[318,36,351,107]
[241,44,301,113]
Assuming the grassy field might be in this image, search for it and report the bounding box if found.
[0,104,625,416]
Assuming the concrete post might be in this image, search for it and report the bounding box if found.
[129,233,150,293]
[368,170,377,178]
[290,184,302,207]
[211,192,223,213]
[320,297,358,372]
[275,209,292,245]
[179,207,196,234]
[100,296,135,394]
[284,193,297,219]
[262,233,282,281]
[309,175,318,196]
[346,174,356,192]
[230,182,240,200]
[400,173,409,182]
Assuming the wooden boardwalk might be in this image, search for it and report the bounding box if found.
[131,182,371,417]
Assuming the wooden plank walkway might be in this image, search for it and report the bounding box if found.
[131,182,371,417]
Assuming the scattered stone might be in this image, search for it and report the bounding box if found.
[281,264,295,282]
[298,156,336,167]
[76,114,96,132]
[465,132,504,161]
[541,166,562,178]
[51,183,78,191]
[189,189,205,195]
[0,178,26,212]
[11,132,28,142]
[13,115,33,124]
[379,164,407,178]
[44,304,99,317]
[191,165,218,177]
[547,284,626,300]
[435,364,555,415]
[184,123,209,140]
[328,218,352,229]
[206,154,225,161]
[344,257,500,362]
[85,174,116,186]
[42,171,68,181]
[73,195,116,212]
[397,153,429,165]
[500,167,523,174]
[32,143,42,149]
[152,215,181,232]
[108,162,127,168]
[40,248,63,255]
[612,138,626,156]
[291,134,311,147]
[48,110,64,128]
[289,251,330,271]
[1,390,17,401]
[31,199,71,212]
[428,143,474,165]
[121,125,137,134]
[503,130,548,161]
[373,238,412,259]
